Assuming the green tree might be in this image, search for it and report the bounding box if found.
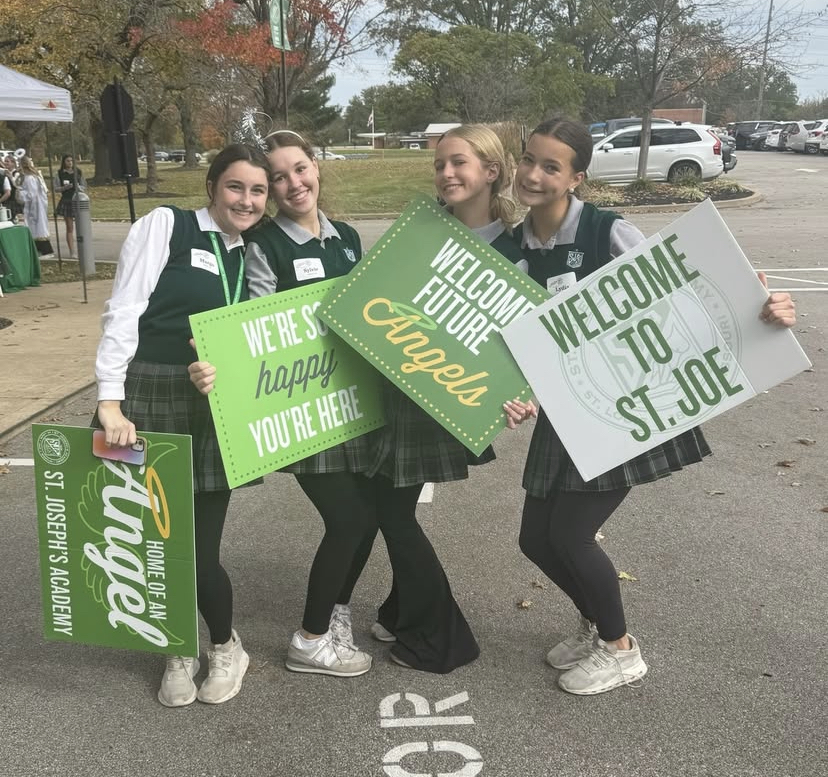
[392,26,587,123]
[345,83,449,134]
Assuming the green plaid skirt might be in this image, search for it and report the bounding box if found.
[367,383,496,488]
[279,428,381,475]
[522,409,711,497]
[117,360,230,493]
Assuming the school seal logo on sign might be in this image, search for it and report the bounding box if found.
[36,428,71,465]
[566,250,584,268]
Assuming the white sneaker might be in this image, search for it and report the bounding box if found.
[157,656,200,707]
[329,604,354,649]
[197,630,249,704]
[286,630,372,677]
[546,616,596,669]
[558,634,648,695]
[370,621,396,643]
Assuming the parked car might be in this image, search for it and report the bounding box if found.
[602,117,674,137]
[730,120,777,150]
[313,148,346,160]
[820,131,828,155]
[588,122,607,141]
[784,121,819,152]
[762,123,789,150]
[803,120,828,154]
[589,123,723,183]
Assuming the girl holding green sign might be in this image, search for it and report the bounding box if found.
[511,118,798,696]
[95,143,272,707]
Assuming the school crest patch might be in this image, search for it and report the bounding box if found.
[566,250,584,268]
[343,248,357,263]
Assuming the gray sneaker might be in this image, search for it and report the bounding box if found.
[557,634,648,695]
[370,621,396,643]
[546,616,595,669]
[158,656,200,707]
[197,630,250,704]
[286,630,372,677]
[329,604,354,649]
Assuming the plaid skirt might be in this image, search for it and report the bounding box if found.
[522,409,711,497]
[114,361,230,493]
[366,382,496,488]
[55,196,73,217]
[279,428,381,475]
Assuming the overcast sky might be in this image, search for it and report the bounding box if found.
[329,1,828,110]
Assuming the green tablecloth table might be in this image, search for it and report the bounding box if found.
[0,224,41,293]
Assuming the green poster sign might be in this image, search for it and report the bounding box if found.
[318,196,548,455]
[32,424,198,656]
[189,279,385,488]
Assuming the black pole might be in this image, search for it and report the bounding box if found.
[113,77,137,223]
[281,52,289,127]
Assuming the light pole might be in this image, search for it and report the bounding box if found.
[757,0,774,117]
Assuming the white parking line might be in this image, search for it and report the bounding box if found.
[758,268,828,292]
[0,458,35,467]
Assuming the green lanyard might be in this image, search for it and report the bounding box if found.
[208,231,244,306]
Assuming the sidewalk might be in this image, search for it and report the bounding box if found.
[1,276,113,442]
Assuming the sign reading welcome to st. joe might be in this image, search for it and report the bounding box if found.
[32,424,198,656]
[190,279,385,487]
[501,200,811,482]
[318,195,549,455]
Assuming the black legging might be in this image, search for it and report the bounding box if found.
[337,475,479,674]
[519,487,631,642]
[194,489,233,645]
[295,472,380,635]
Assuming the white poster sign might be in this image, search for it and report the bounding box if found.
[501,200,811,482]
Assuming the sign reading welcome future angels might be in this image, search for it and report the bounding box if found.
[318,195,549,455]
[501,200,812,482]
[190,279,385,487]
[32,424,198,656]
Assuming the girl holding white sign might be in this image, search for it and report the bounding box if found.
[95,143,271,707]
[511,118,797,696]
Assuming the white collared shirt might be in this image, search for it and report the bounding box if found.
[96,207,244,400]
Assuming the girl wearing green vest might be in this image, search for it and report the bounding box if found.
[512,118,797,696]
[95,143,271,707]
[348,124,533,673]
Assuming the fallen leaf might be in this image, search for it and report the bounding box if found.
[0,464,10,474]
[804,368,815,373]
[617,571,638,582]
[809,408,824,412]
[790,482,801,487]
[820,507,828,513]
[775,460,795,468]
[796,438,816,445]
[762,672,774,678]
[516,599,533,610]
[758,442,773,448]
[706,489,726,495]
[595,531,605,542]
[530,579,547,589]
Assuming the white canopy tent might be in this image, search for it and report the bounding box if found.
[0,63,84,294]
[0,64,73,123]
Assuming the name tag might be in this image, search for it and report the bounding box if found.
[294,257,326,280]
[547,272,577,297]
[191,249,219,275]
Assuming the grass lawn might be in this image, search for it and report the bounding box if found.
[84,156,748,221]
[86,156,436,220]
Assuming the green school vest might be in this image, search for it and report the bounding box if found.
[246,218,362,290]
[516,203,622,288]
[135,206,249,365]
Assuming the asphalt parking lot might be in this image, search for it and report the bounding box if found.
[1,150,826,777]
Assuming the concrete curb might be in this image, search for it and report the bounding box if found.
[0,382,96,446]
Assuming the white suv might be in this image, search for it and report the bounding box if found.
[589,124,723,183]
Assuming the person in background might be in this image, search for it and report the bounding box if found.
[1,156,22,221]
[95,143,271,707]
[511,118,798,696]
[17,156,53,255]
[54,154,85,258]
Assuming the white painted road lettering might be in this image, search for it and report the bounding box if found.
[379,692,482,776]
